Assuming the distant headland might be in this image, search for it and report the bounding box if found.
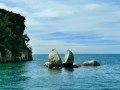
[0,8,32,62]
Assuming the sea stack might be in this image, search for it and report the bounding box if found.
[62,50,80,68]
[62,50,74,67]
[44,49,62,68]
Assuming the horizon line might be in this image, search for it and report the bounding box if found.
[32,53,120,55]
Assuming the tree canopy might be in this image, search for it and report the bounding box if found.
[0,8,32,58]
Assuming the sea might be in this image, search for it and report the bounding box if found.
[0,54,120,90]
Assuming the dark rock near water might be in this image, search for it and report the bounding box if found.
[72,62,81,68]
[62,50,81,68]
[82,60,100,66]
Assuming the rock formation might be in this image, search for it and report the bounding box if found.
[62,50,74,67]
[0,8,32,62]
[44,49,62,68]
[44,49,81,68]
[72,62,81,68]
[82,60,100,66]
[62,50,80,68]
[44,49,101,68]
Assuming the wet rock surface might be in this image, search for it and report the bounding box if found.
[82,60,100,66]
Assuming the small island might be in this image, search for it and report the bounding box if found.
[44,49,100,68]
[0,8,32,62]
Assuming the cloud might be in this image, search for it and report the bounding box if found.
[40,32,119,45]
[0,2,27,14]
[29,37,87,54]
[33,8,73,18]
[83,3,101,11]
[42,32,100,40]
[0,0,120,54]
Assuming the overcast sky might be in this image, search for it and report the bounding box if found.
[0,0,120,54]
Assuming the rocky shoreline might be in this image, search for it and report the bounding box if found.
[0,50,32,63]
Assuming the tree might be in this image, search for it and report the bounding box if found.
[0,8,32,59]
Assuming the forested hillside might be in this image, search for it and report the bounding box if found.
[0,8,32,62]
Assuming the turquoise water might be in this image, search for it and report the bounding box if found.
[0,54,120,90]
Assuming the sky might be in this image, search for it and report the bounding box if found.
[0,0,120,54]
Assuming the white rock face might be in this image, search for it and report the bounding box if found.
[47,49,62,66]
[63,50,74,65]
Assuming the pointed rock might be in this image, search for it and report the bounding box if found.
[62,50,74,67]
[82,60,100,66]
[44,49,62,68]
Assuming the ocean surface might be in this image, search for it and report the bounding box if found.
[0,54,120,90]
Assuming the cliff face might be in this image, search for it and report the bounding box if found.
[0,8,33,62]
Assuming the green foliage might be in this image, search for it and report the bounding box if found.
[0,8,32,57]
[0,44,6,57]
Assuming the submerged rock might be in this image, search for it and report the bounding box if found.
[82,60,100,66]
[44,49,62,68]
[72,62,81,68]
[44,62,52,68]
[62,50,74,67]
